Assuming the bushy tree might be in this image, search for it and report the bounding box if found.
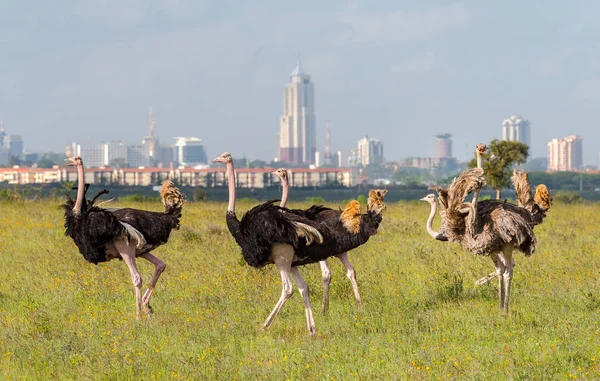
[468,139,529,199]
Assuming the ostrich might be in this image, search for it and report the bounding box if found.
[420,167,551,312]
[62,156,184,318]
[213,153,383,335]
[271,168,387,312]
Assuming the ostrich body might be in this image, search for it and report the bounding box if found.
[62,156,184,318]
[421,167,550,312]
[272,168,386,312]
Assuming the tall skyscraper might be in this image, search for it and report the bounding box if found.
[174,137,208,167]
[279,62,316,165]
[357,136,384,166]
[547,135,583,171]
[434,134,452,158]
[502,115,531,147]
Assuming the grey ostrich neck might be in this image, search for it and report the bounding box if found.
[279,176,289,207]
[226,161,236,213]
[425,200,441,239]
[476,151,482,169]
[73,162,85,216]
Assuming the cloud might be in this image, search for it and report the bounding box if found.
[391,52,435,73]
[337,2,469,44]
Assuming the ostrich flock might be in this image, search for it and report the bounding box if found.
[60,144,552,335]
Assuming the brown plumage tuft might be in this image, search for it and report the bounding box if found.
[534,184,552,211]
[160,180,185,212]
[340,200,362,233]
[511,170,535,212]
[447,168,485,214]
[367,189,387,214]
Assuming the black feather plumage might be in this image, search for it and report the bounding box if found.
[226,201,320,268]
[61,189,125,264]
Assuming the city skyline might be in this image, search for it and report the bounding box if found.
[1,2,600,164]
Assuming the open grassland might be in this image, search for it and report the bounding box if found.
[1,199,600,380]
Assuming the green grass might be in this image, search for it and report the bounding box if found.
[1,199,600,379]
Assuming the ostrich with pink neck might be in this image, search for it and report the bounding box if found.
[272,168,367,313]
[213,153,326,335]
[62,156,184,318]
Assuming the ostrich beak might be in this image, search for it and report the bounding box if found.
[271,170,278,175]
[64,159,75,167]
[419,196,428,201]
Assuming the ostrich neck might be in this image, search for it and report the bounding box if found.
[226,161,236,213]
[73,163,85,215]
[279,179,289,207]
[425,201,440,239]
[476,153,482,169]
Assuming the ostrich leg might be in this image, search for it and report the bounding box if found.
[291,267,316,335]
[337,252,362,308]
[490,252,506,310]
[139,252,166,313]
[114,239,143,319]
[262,244,294,331]
[501,244,515,313]
[319,260,332,313]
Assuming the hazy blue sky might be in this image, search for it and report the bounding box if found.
[1,1,599,164]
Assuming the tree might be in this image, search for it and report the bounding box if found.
[468,139,529,199]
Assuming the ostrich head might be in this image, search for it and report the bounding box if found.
[419,194,436,204]
[475,143,487,155]
[271,168,289,182]
[65,156,83,167]
[212,152,233,164]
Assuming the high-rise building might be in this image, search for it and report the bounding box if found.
[547,135,583,171]
[502,115,531,147]
[174,137,208,167]
[357,136,384,166]
[434,133,452,158]
[65,142,82,158]
[4,135,23,160]
[279,62,316,165]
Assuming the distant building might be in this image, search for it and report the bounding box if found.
[434,133,452,158]
[502,115,531,147]
[82,144,105,167]
[357,136,384,166]
[279,62,317,165]
[127,145,151,167]
[547,135,583,171]
[174,137,208,167]
[65,142,82,158]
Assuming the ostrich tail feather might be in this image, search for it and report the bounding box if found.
[160,180,185,213]
[120,222,147,249]
[290,221,323,245]
[340,200,362,233]
[511,170,535,211]
[534,184,552,211]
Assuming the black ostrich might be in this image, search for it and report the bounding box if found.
[272,168,387,312]
[213,152,384,335]
[213,152,326,335]
[62,156,184,318]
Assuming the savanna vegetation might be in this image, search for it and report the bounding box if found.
[1,198,599,379]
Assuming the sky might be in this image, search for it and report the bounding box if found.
[1,1,600,165]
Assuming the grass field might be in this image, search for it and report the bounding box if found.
[1,198,599,380]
